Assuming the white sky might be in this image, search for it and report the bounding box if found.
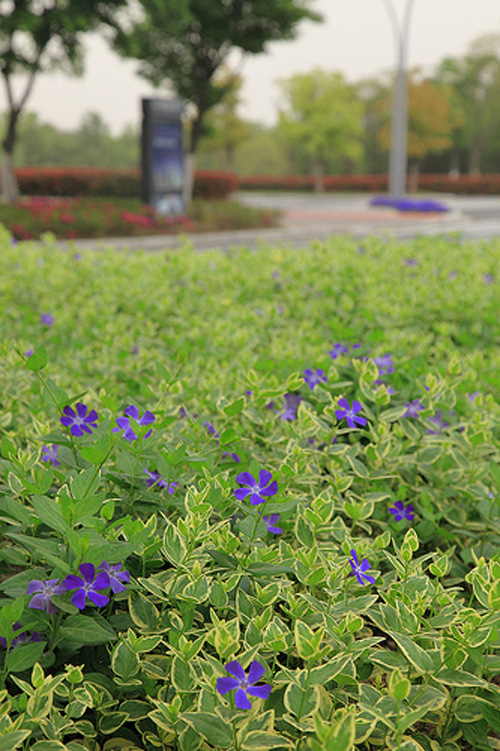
[3,0,500,135]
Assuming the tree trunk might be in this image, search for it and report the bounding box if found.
[183,151,196,210]
[312,158,324,193]
[1,107,21,204]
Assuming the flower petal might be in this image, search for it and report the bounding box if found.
[260,481,278,496]
[26,580,44,595]
[236,472,256,487]
[28,594,46,610]
[63,406,76,418]
[87,591,110,608]
[224,660,246,682]
[71,424,84,437]
[234,487,252,501]
[234,688,252,710]
[216,677,239,695]
[258,469,273,487]
[139,410,155,426]
[124,405,139,419]
[64,575,83,590]
[247,684,272,700]
[76,402,88,418]
[246,661,266,685]
[337,397,350,410]
[350,550,359,566]
[93,572,110,590]
[78,563,95,583]
[71,589,87,610]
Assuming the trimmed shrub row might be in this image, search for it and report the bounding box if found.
[14,167,238,200]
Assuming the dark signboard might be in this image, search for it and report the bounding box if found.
[141,98,185,216]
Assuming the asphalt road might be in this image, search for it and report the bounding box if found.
[56,192,500,253]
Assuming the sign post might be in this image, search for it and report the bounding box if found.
[141,98,185,215]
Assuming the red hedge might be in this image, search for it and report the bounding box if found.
[238,173,500,194]
[14,167,238,200]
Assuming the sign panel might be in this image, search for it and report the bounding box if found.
[141,99,185,216]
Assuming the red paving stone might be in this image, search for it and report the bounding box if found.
[285,210,447,222]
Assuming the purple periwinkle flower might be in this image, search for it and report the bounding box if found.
[373,354,395,376]
[64,563,110,610]
[113,405,155,441]
[389,500,415,521]
[0,623,41,650]
[348,549,376,586]
[303,368,327,390]
[222,451,241,463]
[328,343,349,360]
[335,398,367,428]
[280,392,302,421]
[41,444,61,467]
[427,411,449,435]
[404,258,418,267]
[144,469,177,494]
[484,273,494,285]
[27,578,67,614]
[204,422,220,440]
[235,469,278,506]
[60,403,98,437]
[216,660,271,710]
[98,561,130,594]
[24,349,34,358]
[467,392,480,403]
[402,399,424,419]
[448,270,458,280]
[40,313,54,326]
[262,514,283,535]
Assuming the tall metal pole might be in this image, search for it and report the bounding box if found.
[380,0,416,198]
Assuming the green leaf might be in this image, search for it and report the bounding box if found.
[112,641,140,681]
[488,579,500,611]
[182,712,233,748]
[241,731,294,749]
[388,632,434,673]
[433,669,487,687]
[31,494,68,534]
[171,655,196,692]
[60,615,116,645]
[219,427,236,446]
[29,742,67,751]
[162,521,186,566]
[129,591,159,630]
[284,682,320,718]
[6,641,46,673]
[223,397,245,417]
[0,731,32,751]
[25,345,48,372]
[80,434,111,465]
[98,711,129,735]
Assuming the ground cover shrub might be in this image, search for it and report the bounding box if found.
[0,197,278,241]
[14,168,238,200]
[0,228,499,751]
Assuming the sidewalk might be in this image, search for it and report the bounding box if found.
[55,201,468,253]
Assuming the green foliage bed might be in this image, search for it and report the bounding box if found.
[0,226,499,751]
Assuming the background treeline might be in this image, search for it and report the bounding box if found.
[8,33,500,180]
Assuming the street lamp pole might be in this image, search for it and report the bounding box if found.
[381,0,417,198]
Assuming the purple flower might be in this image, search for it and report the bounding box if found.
[41,444,61,467]
[131,345,139,355]
[402,399,424,419]
[73,252,82,260]
[63,563,110,610]
[0,623,41,650]
[144,469,177,494]
[98,561,130,594]
[113,405,155,441]
[448,270,458,280]
[335,398,367,428]
[24,349,34,358]
[204,422,220,440]
[280,392,302,421]
[389,500,415,521]
[262,514,283,535]
[484,273,494,285]
[40,313,54,326]
[216,660,271,710]
[303,368,327,390]
[27,578,67,614]
[373,354,395,376]
[235,470,278,506]
[60,403,98,437]
[348,549,376,586]
[427,411,449,435]
[222,452,241,463]
[328,343,349,360]
[404,258,418,267]
[467,392,480,403]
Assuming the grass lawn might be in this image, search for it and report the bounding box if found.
[0,230,499,751]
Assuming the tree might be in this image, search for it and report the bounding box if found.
[197,70,250,170]
[276,69,363,191]
[0,0,130,203]
[433,34,500,174]
[111,0,322,201]
[376,70,456,189]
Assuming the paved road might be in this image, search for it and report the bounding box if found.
[57,192,500,253]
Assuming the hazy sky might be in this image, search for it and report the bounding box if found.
[4,0,500,135]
